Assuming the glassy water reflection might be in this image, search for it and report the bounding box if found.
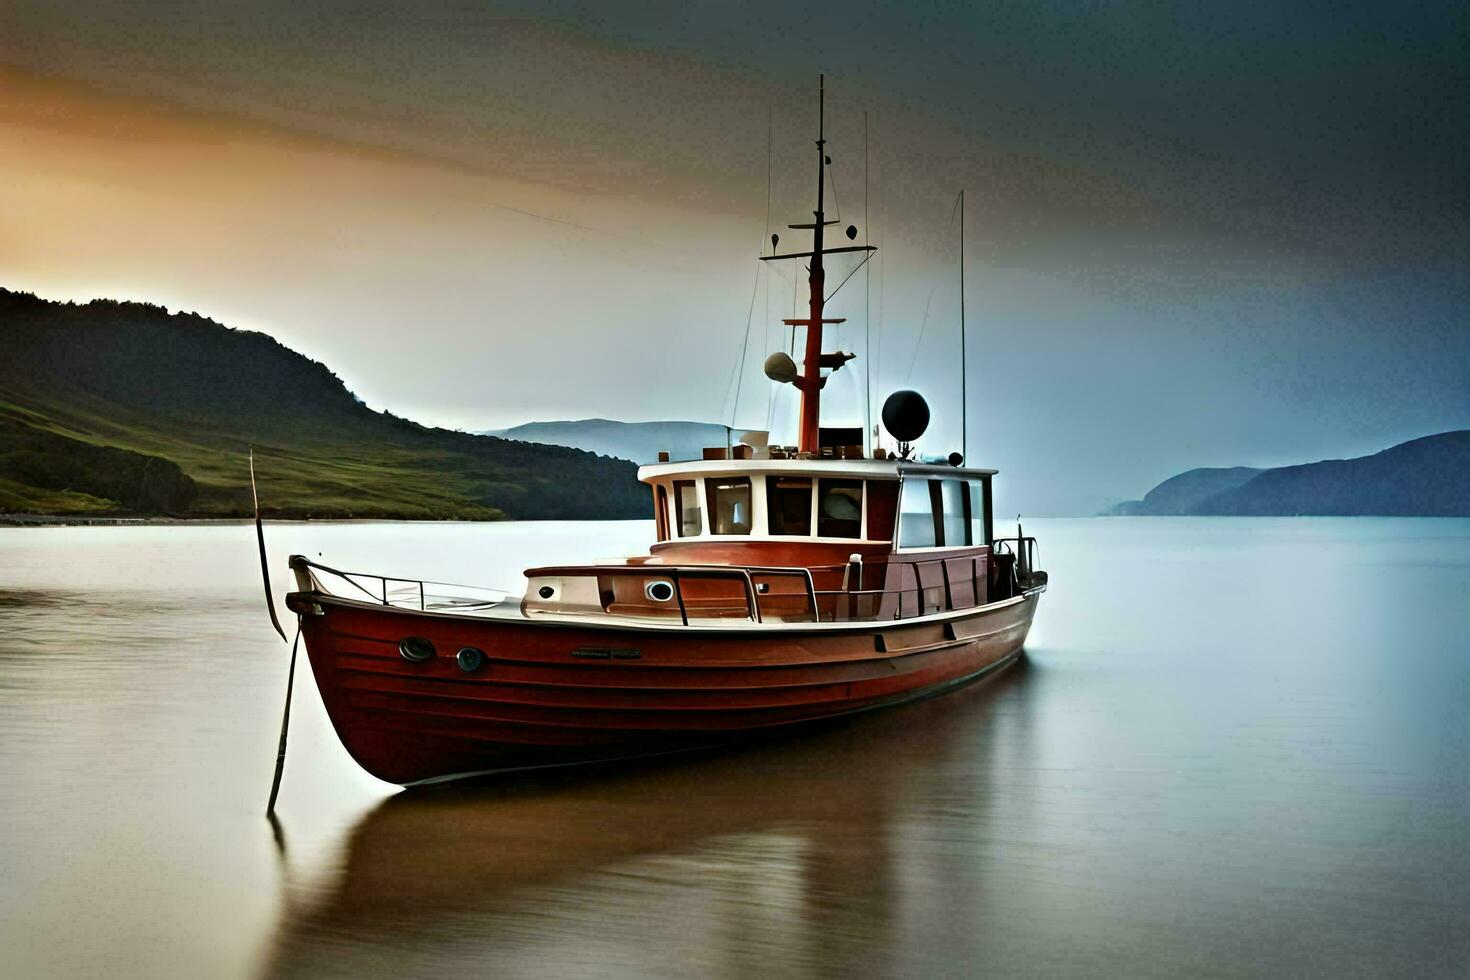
[1,519,1467,977]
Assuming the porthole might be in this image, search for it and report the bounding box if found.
[399,636,436,663]
[645,580,675,603]
[537,585,556,600]
[456,647,485,672]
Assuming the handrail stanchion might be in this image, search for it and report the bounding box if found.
[739,570,761,623]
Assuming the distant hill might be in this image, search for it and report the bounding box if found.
[1111,466,1263,516]
[483,419,736,465]
[0,288,648,520]
[1112,432,1470,516]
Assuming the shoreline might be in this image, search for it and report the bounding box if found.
[0,515,503,527]
[0,514,659,527]
[4,514,1462,529]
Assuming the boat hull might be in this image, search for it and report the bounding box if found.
[286,591,1041,785]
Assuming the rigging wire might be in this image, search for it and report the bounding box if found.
[905,290,936,383]
[790,263,799,356]
[765,105,773,250]
[903,191,964,384]
[959,188,967,464]
[725,105,774,433]
[765,105,776,433]
[823,86,842,222]
[875,129,886,426]
[826,158,842,224]
[825,250,874,304]
[765,260,777,434]
[864,110,871,456]
[726,258,763,429]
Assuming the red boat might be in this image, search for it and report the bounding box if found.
[282,79,1046,786]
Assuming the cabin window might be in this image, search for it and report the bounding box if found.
[866,480,899,541]
[767,477,812,535]
[655,484,670,541]
[928,480,946,544]
[941,479,970,546]
[706,476,752,534]
[968,480,989,546]
[897,478,937,547]
[674,480,701,537]
[817,479,863,538]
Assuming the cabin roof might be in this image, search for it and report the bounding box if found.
[637,458,998,484]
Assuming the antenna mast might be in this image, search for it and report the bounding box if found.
[797,74,828,453]
[960,188,967,462]
[760,75,876,455]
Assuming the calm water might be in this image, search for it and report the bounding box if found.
[1,518,1467,978]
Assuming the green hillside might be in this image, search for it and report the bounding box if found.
[0,289,649,520]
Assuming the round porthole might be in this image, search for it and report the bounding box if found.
[399,636,436,663]
[537,585,556,600]
[645,580,675,603]
[456,647,485,672]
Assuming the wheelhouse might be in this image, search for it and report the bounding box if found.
[639,459,997,552]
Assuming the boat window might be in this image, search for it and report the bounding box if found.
[766,477,812,535]
[941,479,970,546]
[866,480,899,541]
[897,478,937,547]
[655,484,670,541]
[817,479,863,538]
[674,480,701,537]
[706,476,752,535]
[968,480,989,546]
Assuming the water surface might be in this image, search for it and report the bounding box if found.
[1,519,1467,977]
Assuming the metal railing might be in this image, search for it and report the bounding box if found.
[529,555,995,625]
[990,536,1041,584]
[292,549,1037,626]
[289,555,514,613]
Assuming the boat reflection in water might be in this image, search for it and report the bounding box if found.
[264,661,1035,977]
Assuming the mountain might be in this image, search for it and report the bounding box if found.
[0,288,648,520]
[1110,466,1263,516]
[483,419,736,465]
[1112,432,1470,516]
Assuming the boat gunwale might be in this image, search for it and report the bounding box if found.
[286,583,1044,635]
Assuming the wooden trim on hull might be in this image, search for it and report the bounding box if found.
[292,591,1041,785]
[287,585,1043,636]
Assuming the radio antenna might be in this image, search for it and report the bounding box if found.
[960,188,967,462]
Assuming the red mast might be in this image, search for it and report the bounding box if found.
[762,76,875,455]
[797,76,829,454]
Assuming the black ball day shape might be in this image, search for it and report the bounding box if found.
[881,390,930,443]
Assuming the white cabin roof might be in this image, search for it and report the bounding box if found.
[637,458,997,485]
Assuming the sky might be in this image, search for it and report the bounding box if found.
[0,1,1465,515]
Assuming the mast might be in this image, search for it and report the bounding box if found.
[799,76,828,453]
[960,188,966,462]
[761,76,876,456]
